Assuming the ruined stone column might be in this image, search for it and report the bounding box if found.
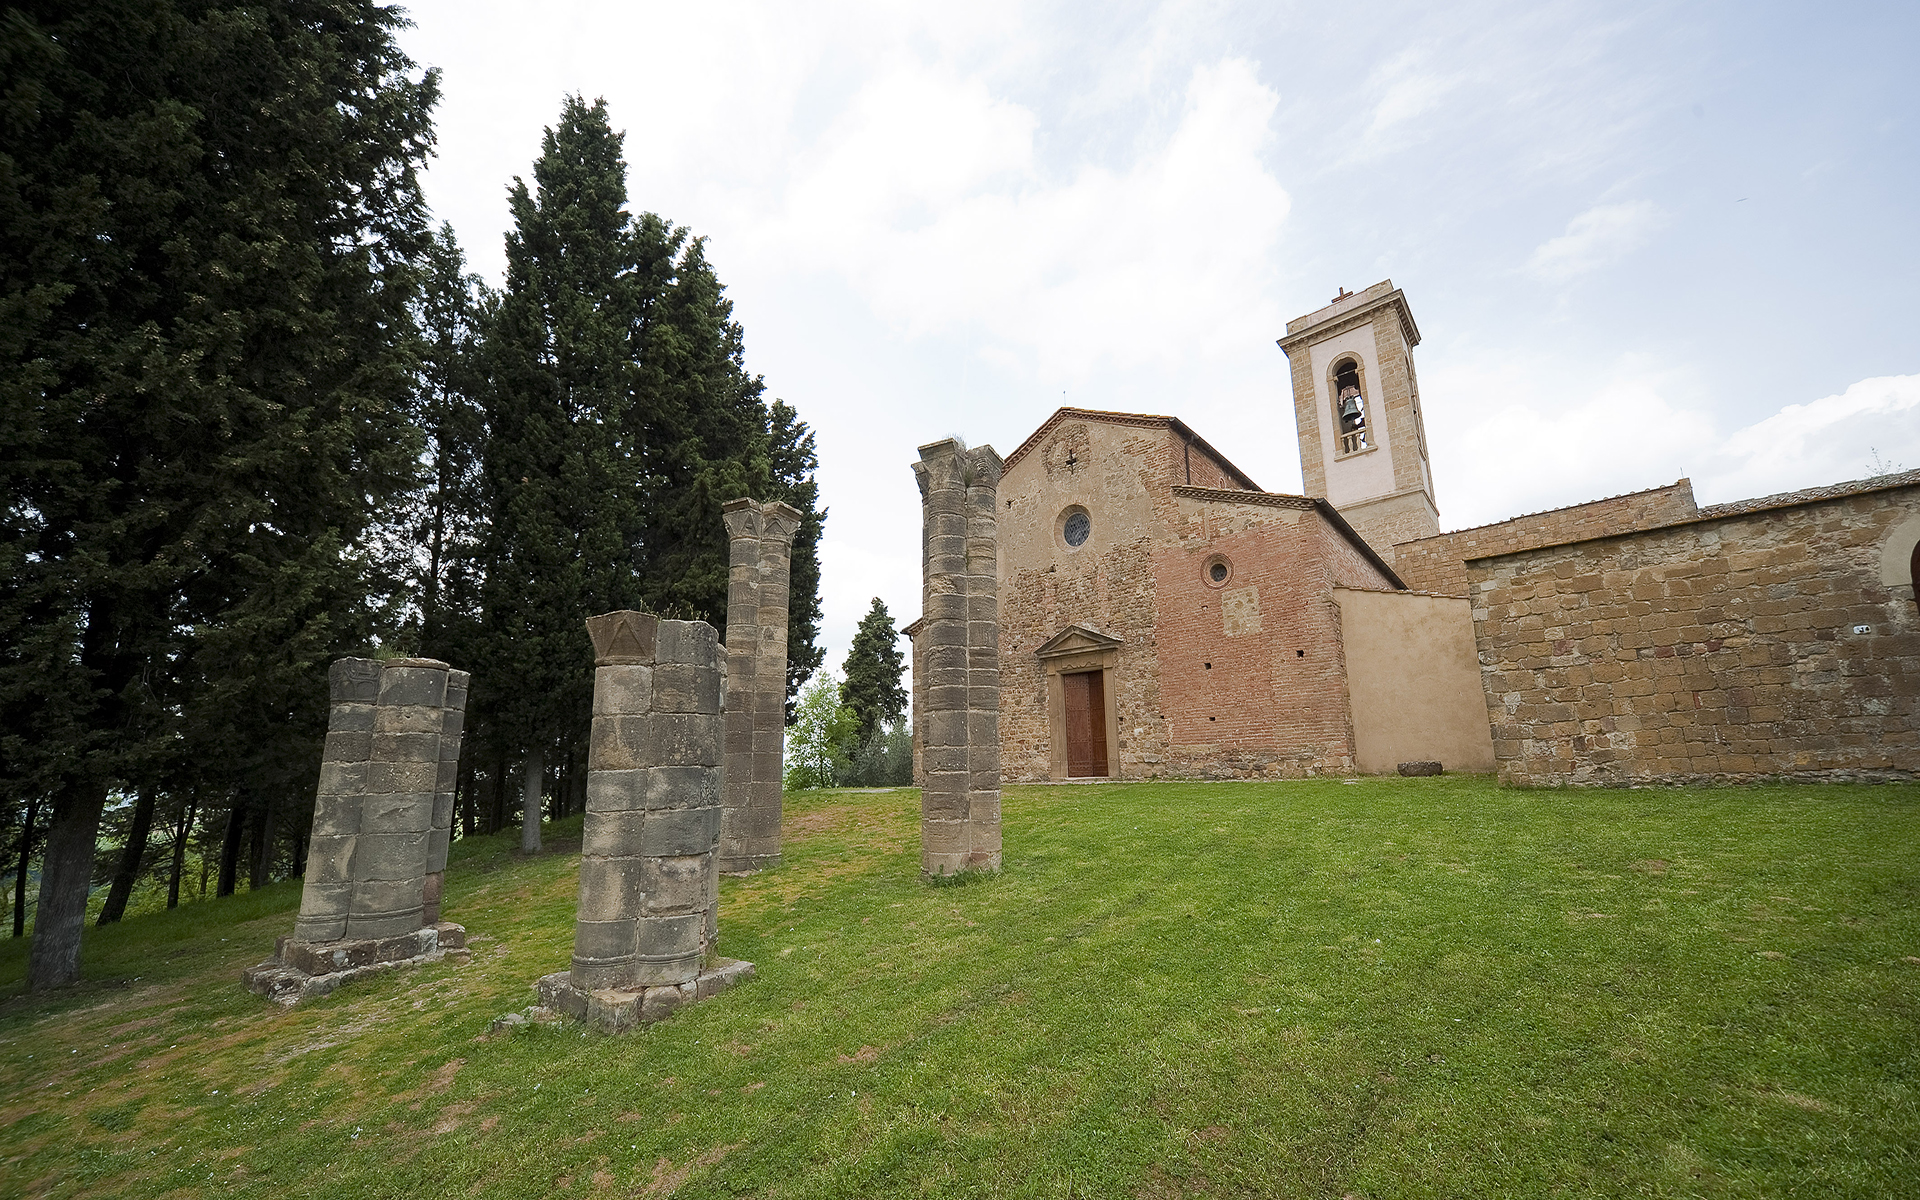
[423,668,470,926]
[719,498,802,874]
[965,451,1004,871]
[292,658,382,944]
[347,659,447,938]
[534,610,753,1032]
[913,440,1003,876]
[249,657,469,1005]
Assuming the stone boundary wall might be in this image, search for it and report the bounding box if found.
[1470,480,1920,786]
[1393,480,1699,597]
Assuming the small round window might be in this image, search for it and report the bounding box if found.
[1203,554,1232,588]
[1209,562,1228,583]
[1063,510,1091,547]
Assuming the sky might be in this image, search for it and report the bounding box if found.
[395,0,1920,683]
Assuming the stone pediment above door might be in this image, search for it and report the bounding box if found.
[1035,624,1123,662]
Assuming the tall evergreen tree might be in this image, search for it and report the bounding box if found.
[0,1,437,988]
[478,97,650,848]
[474,96,829,830]
[413,225,488,663]
[841,599,907,745]
[769,401,826,719]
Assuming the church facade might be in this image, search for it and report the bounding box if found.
[909,280,1919,785]
[909,281,1496,782]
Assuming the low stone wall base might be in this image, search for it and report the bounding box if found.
[243,922,468,1006]
[533,959,755,1033]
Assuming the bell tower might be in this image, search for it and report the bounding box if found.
[1277,279,1439,563]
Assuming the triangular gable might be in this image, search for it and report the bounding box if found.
[1035,624,1124,659]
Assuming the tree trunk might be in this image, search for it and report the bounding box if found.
[12,793,39,938]
[520,747,543,854]
[248,792,276,890]
[216,797,246,898]
[167,795,196,910]
[97,786,157,925]
[488,745,507,834]
[27,777,109,990]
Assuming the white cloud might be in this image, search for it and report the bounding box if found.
[1525,199,1664,281]
[1426,363,1920,531]
[761,57,1290,385]
[1701,374,1920,502]
[1366,62,1461,138]
[1428,360,1709,528]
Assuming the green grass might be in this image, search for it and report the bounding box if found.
[1,777,1917,1198]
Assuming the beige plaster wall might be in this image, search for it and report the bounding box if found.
[1334,586,1496,774]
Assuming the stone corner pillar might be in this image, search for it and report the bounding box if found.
[914,441,1003,877]
[719,498,802,874]
[540,610,753,1033]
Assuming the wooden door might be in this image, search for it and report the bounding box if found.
[1063,670,1110,777]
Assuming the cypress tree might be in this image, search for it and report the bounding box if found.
[841,599,907,745]
[478,97,649,848]
[474,95,830,820]
[770,402,827,720]
[414,225,488,665]
[0,1,437,987]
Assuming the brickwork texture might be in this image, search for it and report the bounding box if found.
[1395,480,1700,596]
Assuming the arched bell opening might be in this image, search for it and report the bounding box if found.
[1330,356,1370,456]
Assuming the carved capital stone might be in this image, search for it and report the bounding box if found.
[587,610,659,665]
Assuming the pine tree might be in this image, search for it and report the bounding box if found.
[841,599,908,745]
[0,0,437,987]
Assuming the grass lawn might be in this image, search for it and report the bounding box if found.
[1,776,1917,1198]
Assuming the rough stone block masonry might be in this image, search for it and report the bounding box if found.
[533,610,754,1033]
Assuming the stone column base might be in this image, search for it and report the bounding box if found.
[533,958,755,1034]
[243,922,468,1006]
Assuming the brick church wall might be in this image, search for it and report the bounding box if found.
[1471,476,1920,786]
[1150,493,1390,776]
[1394,480,1700,596]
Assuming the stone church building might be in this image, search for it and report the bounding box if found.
[909,280,1920,786]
